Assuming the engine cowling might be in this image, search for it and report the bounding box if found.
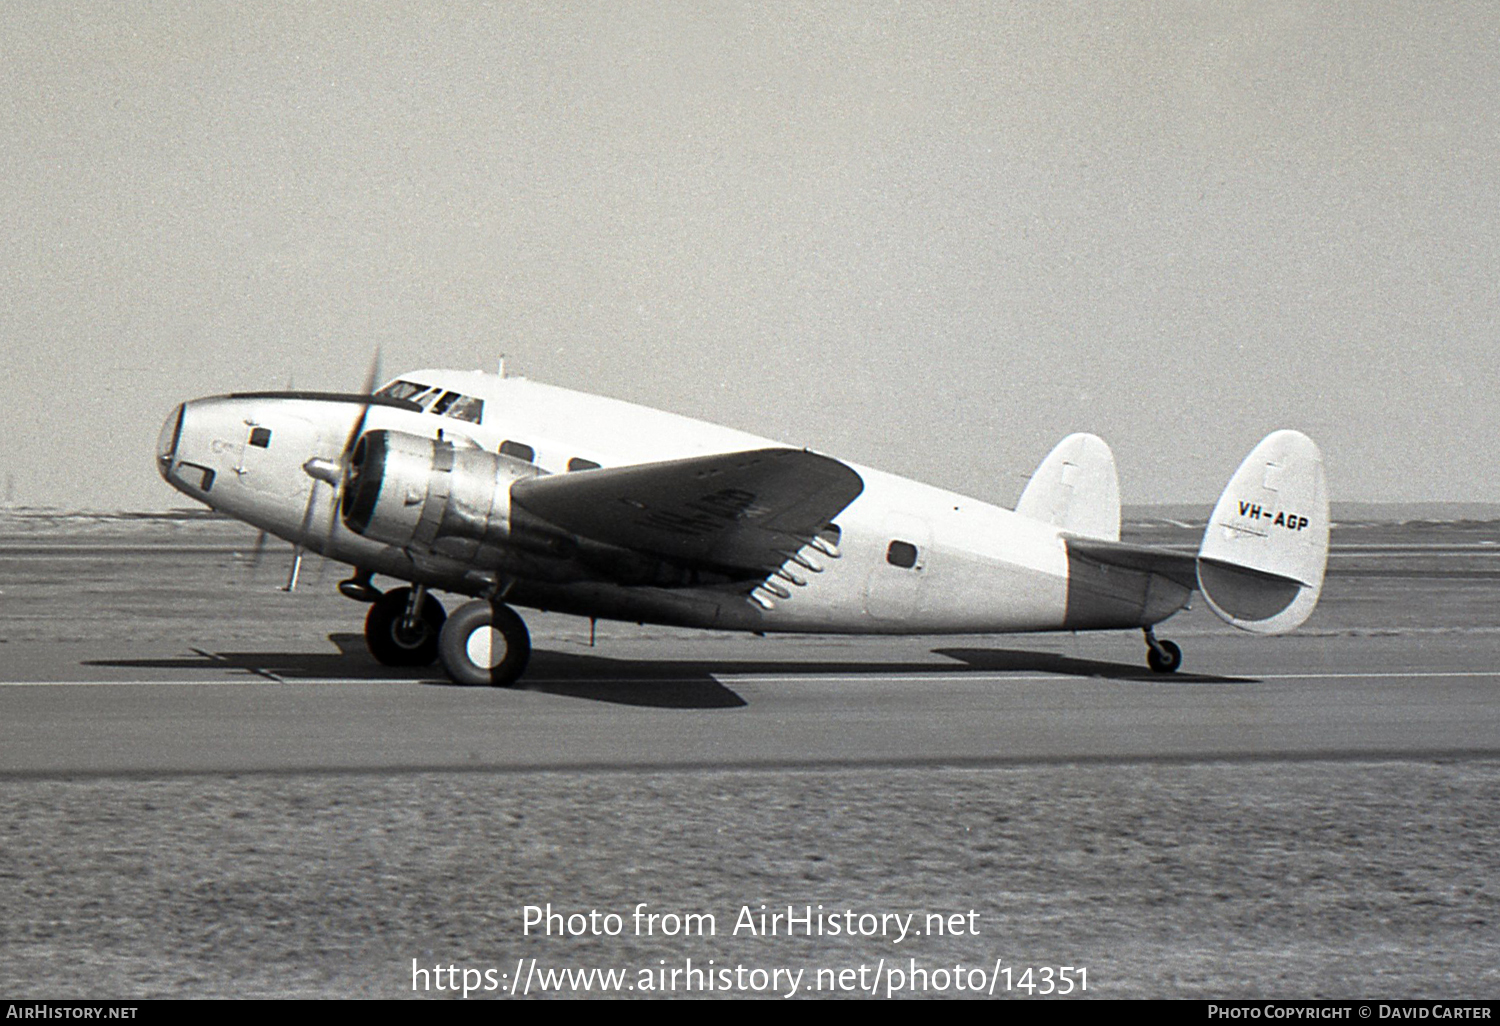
[340,429,543,560]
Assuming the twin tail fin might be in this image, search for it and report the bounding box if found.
[1197,429,1329,634]
[1027,429,1330,635]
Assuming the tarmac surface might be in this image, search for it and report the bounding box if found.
[2,511,1497,776]
[2,630,1499,776]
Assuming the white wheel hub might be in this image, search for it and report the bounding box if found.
[465,625,506,669]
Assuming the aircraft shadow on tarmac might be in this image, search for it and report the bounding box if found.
[81,634,1256,710]
[933,647,1258,685]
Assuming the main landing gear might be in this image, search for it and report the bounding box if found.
[1143,626,1183,674]
[365,585,447,667]
[437,601,532,687]
[352,579,532,686]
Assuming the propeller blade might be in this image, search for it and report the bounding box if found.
[281,482,323,592]
[249,529,269,567]
[359,347,382,396]
[338,347,383,463]
[321,347,384,561]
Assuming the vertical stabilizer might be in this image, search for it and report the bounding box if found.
[1016,433,1121,541]
[1197,429,1329,634]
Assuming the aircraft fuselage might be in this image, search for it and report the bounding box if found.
[157,370,1181,637]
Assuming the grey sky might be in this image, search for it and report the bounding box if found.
[3,1,1496,511]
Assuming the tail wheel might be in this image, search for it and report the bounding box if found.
[365,587,446,667]
[438,601,531,687]
[1146,639,1183,674]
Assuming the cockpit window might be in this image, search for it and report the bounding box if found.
[375,380,482,422]
[375,380,429,402]
[445,395,483,424]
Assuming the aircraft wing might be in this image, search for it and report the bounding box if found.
[510,448,864,576]
[1063,537,1201,591]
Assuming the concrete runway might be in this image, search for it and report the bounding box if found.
[4,626,1497,775]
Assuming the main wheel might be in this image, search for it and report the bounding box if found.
[438,601,531,687]
[365,587,446,667]
[1146,639,1183,674]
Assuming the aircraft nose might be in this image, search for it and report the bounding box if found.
[156,403,185,480]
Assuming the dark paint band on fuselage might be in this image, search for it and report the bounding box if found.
[222,391,423,412]
[1062,551,1194,630]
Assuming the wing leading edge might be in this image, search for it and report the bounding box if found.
[510,447,864,578]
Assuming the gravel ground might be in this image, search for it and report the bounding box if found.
[2,760,1496,998]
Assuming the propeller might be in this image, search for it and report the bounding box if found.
[281,349,382,592]
[245,368,302,579]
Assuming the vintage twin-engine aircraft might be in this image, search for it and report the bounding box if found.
[156,366,1329,686]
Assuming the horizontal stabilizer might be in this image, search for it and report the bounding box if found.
[1016,433,1120,541]
[1065,538,1199,591]
[1198,430,1329,634]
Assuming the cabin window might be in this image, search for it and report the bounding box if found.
[886,540,919,569]
[500,440,535,463]
[568,457,601,472]
[248,427,272,449]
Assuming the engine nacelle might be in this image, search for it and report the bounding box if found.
[341,429,544,560]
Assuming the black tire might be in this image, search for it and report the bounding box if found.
[365,587,446,667]
[438,601,531,687]
[1147,639,1183,674]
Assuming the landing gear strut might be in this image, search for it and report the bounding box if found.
[365,585,446,667]
[438,600,531,687]
[1144,626,1183,674]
